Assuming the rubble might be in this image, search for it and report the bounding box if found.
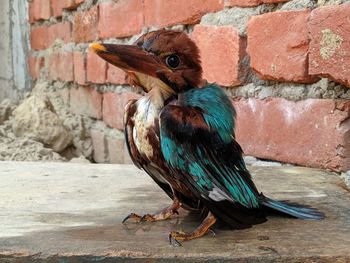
[0,81,93,163]
[12,95,73,152]
[0,99,15,125]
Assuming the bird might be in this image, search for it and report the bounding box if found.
[90,30,324,245]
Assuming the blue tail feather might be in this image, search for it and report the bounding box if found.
[261,197,325,220]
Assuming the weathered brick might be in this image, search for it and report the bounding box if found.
[57,52,74,81]
[32,0,51,21]
[30,26,49,50]
[192,25,246,87]
[28,55,37,79]
[91,129,108,163]
[50,0,81,17]
[107,65,127,85]
[73,6,99,43]
[29,2,35,24]
[70,86,102,119]
[87,49,107,84]
[233,97,350,172]
[309,4,350,88]
[262,0,289,3]
[102,92,141,130]
[74,51,86,85]
[106,135,125,164]
[48,53,59,80]
[63,0,84,10]
[99,0,144,39]
[225,0,260,7]
[247,10,318,83]
[51,0,64,17]
[48,22,72,46]
[48,52,74,81]
[145,0,224,27]
[225,0,288,5]
[28,54,44,80]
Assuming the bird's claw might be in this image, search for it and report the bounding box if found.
[122,213,155,224]
[168,232,182,247]
[140,214,155,222]
[122,213,137,224]
[207,228,216,237]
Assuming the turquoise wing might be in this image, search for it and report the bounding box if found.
[160,84,261,209]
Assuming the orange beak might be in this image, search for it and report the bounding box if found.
[89,43,170,78]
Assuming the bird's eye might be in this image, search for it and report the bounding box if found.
[165,54,180,69]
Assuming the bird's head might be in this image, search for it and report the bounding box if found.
[90,30,202,94]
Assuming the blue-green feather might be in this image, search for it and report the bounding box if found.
[181,84,236,143]
[160,84,259,208]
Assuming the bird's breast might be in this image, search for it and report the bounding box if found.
[133,97,161,160]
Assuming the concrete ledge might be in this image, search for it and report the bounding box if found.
[0,162,349,262]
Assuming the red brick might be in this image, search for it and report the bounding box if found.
[63,0,84,10]
[192,25,246,87]
[32,0,51,21]
[102,92,141,130]
[262,0,289,3]
[74,51,86,85]
[233,97,350,172]
[48,53,59,80]
[145,0,224,27]
[58,52,74,81]
[30,26,49,50]
[99,0,144,39]
[309,4,350,88]
[48,52,74,81]
[51,0,64,17]
[70,86,102,119]
[48,22,72,46]
[87,49,107,84]
[28,55,37,79]
[107,65,127,84]
[73,6,99,43]
[91,129,108,163]
[225,0,288,5]
[225,0,260,7]
[28,54,44,80]
[29,2,35,24]
[50,0,80,17]
[247,10,318,83]
[106,135,125,164]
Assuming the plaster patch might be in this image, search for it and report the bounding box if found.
[320,29,343,60]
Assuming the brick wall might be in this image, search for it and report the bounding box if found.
[28,0,350,172]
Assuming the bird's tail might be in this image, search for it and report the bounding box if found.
[260,197,325,220]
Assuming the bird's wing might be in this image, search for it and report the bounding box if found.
[159,89,261,209]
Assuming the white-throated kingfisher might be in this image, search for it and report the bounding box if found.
[90,30,324,245]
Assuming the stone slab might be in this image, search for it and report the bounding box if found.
[0,161,349,262]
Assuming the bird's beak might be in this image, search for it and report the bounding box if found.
[89,43,173,93]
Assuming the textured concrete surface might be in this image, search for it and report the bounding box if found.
[0,161,349,262]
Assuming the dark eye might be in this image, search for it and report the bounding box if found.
[165,54,180,69]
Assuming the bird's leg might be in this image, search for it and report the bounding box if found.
[169,212,217,246]
[122,198,181,223]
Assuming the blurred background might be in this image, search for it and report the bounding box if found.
[0,0,349,176]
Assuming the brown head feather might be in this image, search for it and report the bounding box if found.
[134,30,203,91]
